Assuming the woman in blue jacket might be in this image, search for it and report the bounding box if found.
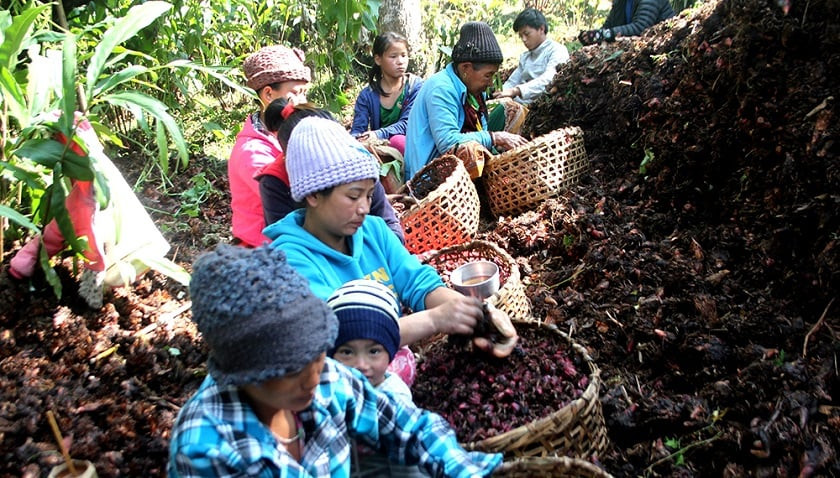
[404,22,527,179]
[264,116,518,361]
[350,32,423,155]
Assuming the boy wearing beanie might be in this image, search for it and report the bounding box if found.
[328,279,412,403]
[264,117,518,365]
[168,245,502,477]
[328,279,427,478]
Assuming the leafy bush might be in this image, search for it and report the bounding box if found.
[0,2,192,295]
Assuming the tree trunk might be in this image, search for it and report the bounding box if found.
[378,0,433,77]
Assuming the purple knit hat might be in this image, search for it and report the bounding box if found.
[285,117,380,202]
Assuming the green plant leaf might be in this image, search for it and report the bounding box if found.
[139,254,191,286]
[92,64,149,98]
[156,119,169,174]
[13,138,92,180]
[665,437,680,449]
[0,65,28,128]
[85,1,173,102]
[0,159,44,191]
[0,204,40,233]
[39,239,62,298]
[48,167,86,253]
[164,59,253,98]
[0,4,50,71]
[60,32,77,133]
[102,90,188,168]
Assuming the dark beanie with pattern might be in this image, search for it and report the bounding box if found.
[189,245,338,387]
[451,21,503,64]
[327,279,402,361]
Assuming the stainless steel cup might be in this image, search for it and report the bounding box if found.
[450,260,500,300]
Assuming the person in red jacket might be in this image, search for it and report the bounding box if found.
[228,45,311,247]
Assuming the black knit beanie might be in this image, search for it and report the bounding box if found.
[451,21,503,64]
[189,245,338,387]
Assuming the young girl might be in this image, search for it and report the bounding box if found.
[229,45,311,247]
[350,32,423,155]
[264,116,518,363]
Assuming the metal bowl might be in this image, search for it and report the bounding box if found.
[450,260,500,300]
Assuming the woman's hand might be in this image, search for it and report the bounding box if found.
[491,131,529,152]
[472,303,519,358]
[428,294,483,336]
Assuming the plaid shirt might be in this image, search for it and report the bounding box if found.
[169,359,502,477]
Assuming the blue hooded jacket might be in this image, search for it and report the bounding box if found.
[264,210,444,311]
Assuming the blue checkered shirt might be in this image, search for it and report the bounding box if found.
[169,359,502,477]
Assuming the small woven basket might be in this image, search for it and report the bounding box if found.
[422,240,531,323]
[400,155,480,255]
[465,321,609,460]
[493,456,614,478]
[483,126,589,217]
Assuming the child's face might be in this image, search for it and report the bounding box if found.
[333,339,390,386]
[374,42,409,80]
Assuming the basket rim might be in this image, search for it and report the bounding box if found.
[403,155,469,212]
[422,239,521,282]
[491,126,584,165]
[464,320,602,451]
[494,455,614,478]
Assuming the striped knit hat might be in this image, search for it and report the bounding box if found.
[285,117,380,202]
[327,279,401,361]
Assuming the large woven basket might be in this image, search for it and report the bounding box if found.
[400,155,480,255]
[483,126,589,217]
[465,321,609,460]
[493,456,614,478]
[422,240,531,323]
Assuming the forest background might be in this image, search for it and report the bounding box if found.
[0,0,695,268]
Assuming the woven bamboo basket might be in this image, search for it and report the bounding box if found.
[493,456,614,478]
[422,240,531,323]
[483,126,589,217]
[465,321,609,460]
[400,155,480,255]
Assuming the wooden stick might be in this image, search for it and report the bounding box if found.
[803,298,835,358]
[46,410,79,477]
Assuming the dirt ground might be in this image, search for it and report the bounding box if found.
[1,0,838,476]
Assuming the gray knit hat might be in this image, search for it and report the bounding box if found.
[327,280,402,361]
[286,116,380,202]
[189,245,338,387]
[451,22,503,64]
